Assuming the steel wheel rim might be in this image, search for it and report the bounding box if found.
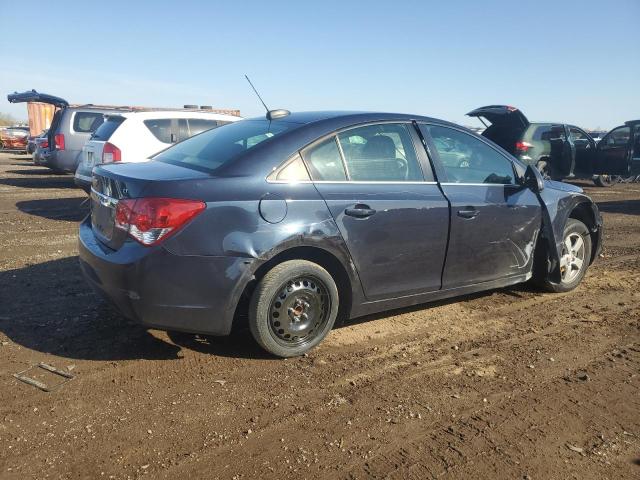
[560,232,586,283]
[268,275,331,347]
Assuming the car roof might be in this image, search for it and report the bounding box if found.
[110,110,243,121]
[244,110,458,127]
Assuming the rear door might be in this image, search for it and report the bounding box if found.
[302,122,450,300]
[568,126,596,175]
[420,123,542,288]
[593,126,632,175]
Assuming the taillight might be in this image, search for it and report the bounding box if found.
[114,197,205,246]
[42,140,49,148]
[102,142,121,163]
[515,141,533,153]
[54,134,65,150]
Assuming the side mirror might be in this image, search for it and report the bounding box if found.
[524,164,545,193]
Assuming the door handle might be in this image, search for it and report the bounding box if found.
[345,204,376,218]
[457,207,479,219]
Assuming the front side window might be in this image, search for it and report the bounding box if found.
[570,127,593,149]
[423,124,515,184]
[601,126,630,148]
[73,112,105,133]
[154,119,296,173]
[337,123,424,181]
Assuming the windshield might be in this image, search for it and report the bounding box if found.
[154,119,296,173]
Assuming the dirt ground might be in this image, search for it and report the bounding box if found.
[0,151,638,480]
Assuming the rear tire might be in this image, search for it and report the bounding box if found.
[249,260,339,357]
[534,218,591,293]
[592,175,618,187]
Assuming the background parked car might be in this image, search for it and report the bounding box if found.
[8,90,132,173]
[27,129,48,154]
[32,135,50,165]
[74,110,242,191]
[593,119,640,185]
[467,105,638,186]
[0,126,30,151]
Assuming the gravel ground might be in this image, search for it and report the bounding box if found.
[0,151,638,479]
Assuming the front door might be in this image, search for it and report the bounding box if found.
[593,125,632,175]
[301,122,450,301]
[421,124,542,289]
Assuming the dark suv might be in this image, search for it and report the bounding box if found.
[467,105,639,186]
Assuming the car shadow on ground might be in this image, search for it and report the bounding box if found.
[16,197,89,222]
[596,199,640,216]
[5,168,63,175]
[0,254,542,362]
[0,256,181,361]
[0,175,78,189]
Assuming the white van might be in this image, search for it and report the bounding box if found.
[75,110,242,190]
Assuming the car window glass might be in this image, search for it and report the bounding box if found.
[73,112,105,133]
[601,126,630,148]
[269,155,310,182]
[154,119,295,173]
[423,124,515,184]
[144,119,173,143]
[178,119,189,142]
[302,136,347,181]
[337,123,424,181]
[569,127,592,149]
[188,119,219,136]
[91,116,125,140]
[536,126,566,141]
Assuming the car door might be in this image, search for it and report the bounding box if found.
[420,123,542,289]
[301,122,450,301]
[631,123,640,175]
[568,126,596,175]
[592,125,632,175]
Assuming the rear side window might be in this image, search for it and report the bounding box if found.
[91,116,125,140]
[73,112,105,133]
[154,119,296,173]
[534,125,566,141]
[424,124,515,184]
[188,119,220,136]
[144,119,174,143]
[303,137,347,181]
[337,123,424,181]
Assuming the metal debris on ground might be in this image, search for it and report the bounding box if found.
[13,362,75,392]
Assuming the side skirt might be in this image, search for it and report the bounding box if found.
[349,273,531,320]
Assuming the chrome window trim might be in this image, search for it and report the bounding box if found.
[266,179,439,185]
[90,187,118,207]
[439,182,510,187]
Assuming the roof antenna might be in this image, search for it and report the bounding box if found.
[244,74,290,120]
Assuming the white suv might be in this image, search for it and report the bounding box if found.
[74,110,242,190]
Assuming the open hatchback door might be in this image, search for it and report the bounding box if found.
[467,105,530,155]
[7,90,69,108]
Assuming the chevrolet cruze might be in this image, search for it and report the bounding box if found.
[79,111,602,357]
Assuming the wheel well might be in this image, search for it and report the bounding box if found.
[232,246,353,331]
[569,202,599,264]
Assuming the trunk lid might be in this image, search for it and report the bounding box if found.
[90,161,210,250]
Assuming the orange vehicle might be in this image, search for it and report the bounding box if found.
[0,126,30,151]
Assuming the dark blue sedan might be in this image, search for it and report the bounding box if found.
[79,111,603,357]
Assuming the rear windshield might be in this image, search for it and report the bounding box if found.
[91,116,126,140]
[154,120,296,172]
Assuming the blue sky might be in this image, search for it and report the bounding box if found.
[1,0,638,129]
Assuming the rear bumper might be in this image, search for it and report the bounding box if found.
[78,218,255,336]
[43,150,79,172]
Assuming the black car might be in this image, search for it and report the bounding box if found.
[79,111,602,357]
[468,105,639,186]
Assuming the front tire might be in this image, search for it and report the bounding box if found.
[535,218,592,293]
[249,260,339,357]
